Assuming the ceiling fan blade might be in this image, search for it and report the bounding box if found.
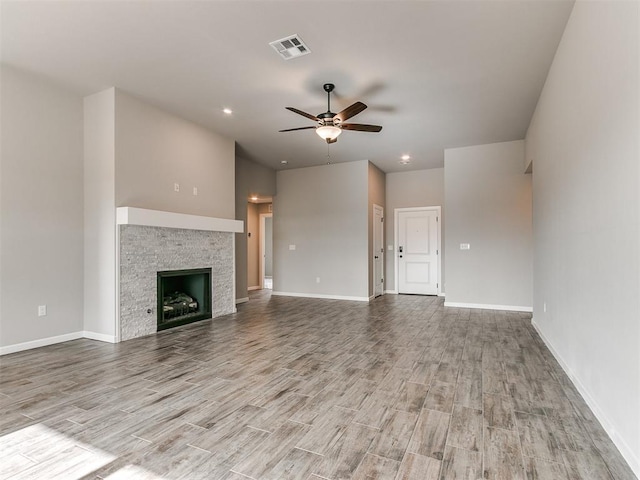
[336,101,367,122]
[340,123,382,132]
[279,126,317,132]
[285,107,319,121]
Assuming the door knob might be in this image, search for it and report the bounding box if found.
[374,255,378,259]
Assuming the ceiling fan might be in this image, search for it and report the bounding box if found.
[279,83,382,144]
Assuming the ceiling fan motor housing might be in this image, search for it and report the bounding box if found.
[317,111,337,126]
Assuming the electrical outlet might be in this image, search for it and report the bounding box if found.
[38,305,47,316]
[193,187,198,196]
[174,183,180,192]
[316,277,320,283]
[288,244,296,251]
[460,243,470,250]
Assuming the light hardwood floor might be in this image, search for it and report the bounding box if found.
[0,291,636,479]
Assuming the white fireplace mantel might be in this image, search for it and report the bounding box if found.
[116,207,244,233]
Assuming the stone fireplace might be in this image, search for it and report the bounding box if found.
[117,207,243,341]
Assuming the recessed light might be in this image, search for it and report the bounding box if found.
[280,160,288,165]
[401,154,411,161]
[223,108,233,115]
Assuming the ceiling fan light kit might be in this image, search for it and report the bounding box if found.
[316,125,341,141]
[280,83,382,144]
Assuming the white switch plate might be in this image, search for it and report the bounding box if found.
[38,305,47,316]
[460,243,470,250]
[193,187,198,196]
[316,277,320,283]
[288,244,296,250]
[174,183,180,192]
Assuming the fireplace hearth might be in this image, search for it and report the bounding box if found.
[157,268,212,331]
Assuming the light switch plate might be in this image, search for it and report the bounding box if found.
[289,244,296,250]
[460,243,470,250]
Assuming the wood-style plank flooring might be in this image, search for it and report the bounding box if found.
[0,291,636,479]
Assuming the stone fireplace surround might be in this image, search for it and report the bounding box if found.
[117,207,243,341]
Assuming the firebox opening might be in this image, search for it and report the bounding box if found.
[157,268,212,331]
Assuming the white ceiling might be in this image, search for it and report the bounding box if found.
[1,0,574,173]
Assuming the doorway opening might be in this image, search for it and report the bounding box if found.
[247,197,273,293]
[260,213,273,290]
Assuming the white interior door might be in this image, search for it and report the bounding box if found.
[397,208,439,295]
[373,205,384,297]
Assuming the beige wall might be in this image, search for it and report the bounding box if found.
[526,0,639,473]
[385,168,445,293]
[84,88,117,339]
[1,66,84,349]
[444,140,532,309]
[274,161,369,299]
[115,90,235,219]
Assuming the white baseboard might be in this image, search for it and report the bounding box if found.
[0,331,83,356]
[82,331,117,343]
[444,301,532,312]
[247,286,261,291]
[236,297,249,304]
[271,291,370,302]
[532,319,640,477]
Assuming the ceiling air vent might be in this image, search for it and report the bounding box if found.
[269,34,311,60]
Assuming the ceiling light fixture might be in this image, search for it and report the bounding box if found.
[400,154,411,165]
[316,125,342,142]
[223,108,233,115]
[280,160,288,165]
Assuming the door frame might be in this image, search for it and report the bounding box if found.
[394,206,442,295]
[259,213,272,289]
[373,204,384,298]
